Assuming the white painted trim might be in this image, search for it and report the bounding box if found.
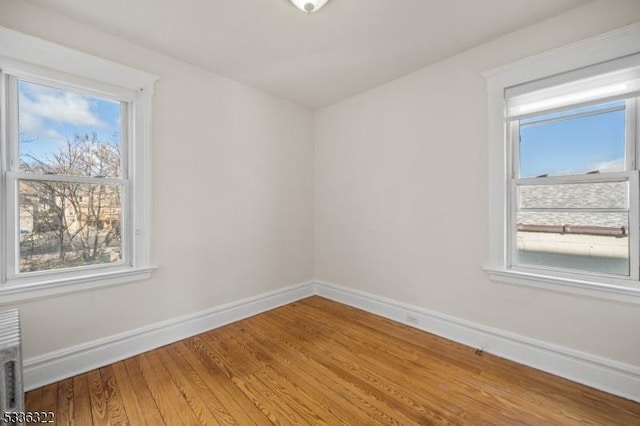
[0,26,157,92]
[484,22,640,304]
[0,28,157,300]
[0,267,156,306]
[22,281,315,391]
[485,268,640,304]
[22,279,640,403]
[315,280,640,402]
[481,23,640,92]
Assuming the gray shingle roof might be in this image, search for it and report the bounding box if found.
[518,181,627,228]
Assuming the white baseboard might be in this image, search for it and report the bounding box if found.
[315,280,640,402]
[23,278,640,403]
[23,281,315,391]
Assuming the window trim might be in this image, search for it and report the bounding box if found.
[0,26,157,304]
[5,74,133,280]
[482,23,640,304]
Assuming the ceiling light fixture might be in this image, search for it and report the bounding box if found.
[289,0,329,14]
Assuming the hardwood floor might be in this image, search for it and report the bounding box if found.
[25,296,640,425]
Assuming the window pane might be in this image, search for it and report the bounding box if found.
[517,211,628,276]
[519,101,625,178]
[18,80,122,178]
[518,181,627,210]
[19,180,122,273]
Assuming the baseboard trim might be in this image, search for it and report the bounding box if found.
[23,278,640,402]
[23,281,315,391]
[315,280,640,403]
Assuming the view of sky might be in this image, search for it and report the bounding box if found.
[519,100,626,178]
[18,80,121,164]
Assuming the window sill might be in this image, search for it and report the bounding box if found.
[485,267,640,305]
[0,266,157,305]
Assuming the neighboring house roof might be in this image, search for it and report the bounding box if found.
[518,181,627,230]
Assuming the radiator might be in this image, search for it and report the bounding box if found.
[0,309,24,422]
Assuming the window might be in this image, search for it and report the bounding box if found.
[0,28,157,302]
[484,24,640,302]
[13,79,126,273]
[510,95,638,279]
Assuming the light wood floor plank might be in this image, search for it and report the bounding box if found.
[136,352,194,426]
[24,386,42,413]
[39,383,58,422]
[72,373,94,426]
[297,298,630,424]
[55,378,74,426]
[153,348,222,426]
[190,334,297,424]
[276,301,546,424]
[259,307,483,424]
[87,369,109,425]
[230,317,456,423]
[24,296,640,425]
[218,327,342,425]
[159,346,236,424]
[99,364,130,426]
[257,315,465,423]
[175,340,271,425]
[205,323,397,424]
[110,362,149,426]
[225,321,393,425]
[121,358,166,426]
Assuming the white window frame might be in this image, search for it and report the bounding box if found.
[0,27,157,304]
[483,23,640,304]
[509,102,639,280]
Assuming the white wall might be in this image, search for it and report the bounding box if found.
[3,0,640,376]
[315,0,640,366]
[0,1,315,358]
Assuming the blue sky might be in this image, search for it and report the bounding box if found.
[519,100,626,178]
[18,80,121,164]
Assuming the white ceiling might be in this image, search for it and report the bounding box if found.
[25,0,589,109]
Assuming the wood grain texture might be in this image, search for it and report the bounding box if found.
[87,370,109,425]
[72,374,93,426]
[25,296,640,425]
[55,378,73,426]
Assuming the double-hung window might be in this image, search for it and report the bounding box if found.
[0,28,157,302]
[7,76,130,274]
[485,24,640,301]
[508,72,639,280]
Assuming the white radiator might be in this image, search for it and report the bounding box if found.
[0,309,24,421]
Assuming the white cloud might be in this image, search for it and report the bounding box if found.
[556,157,625,176]
[592,158,625,173]
[18,82,106,140]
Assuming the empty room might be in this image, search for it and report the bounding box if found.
[1,0,639,424]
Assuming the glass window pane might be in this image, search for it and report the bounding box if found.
[518,181,627,210]
[516,211,628,276]
[18,80,122,178]
[519,100,626,178]
[19,180,122,273]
